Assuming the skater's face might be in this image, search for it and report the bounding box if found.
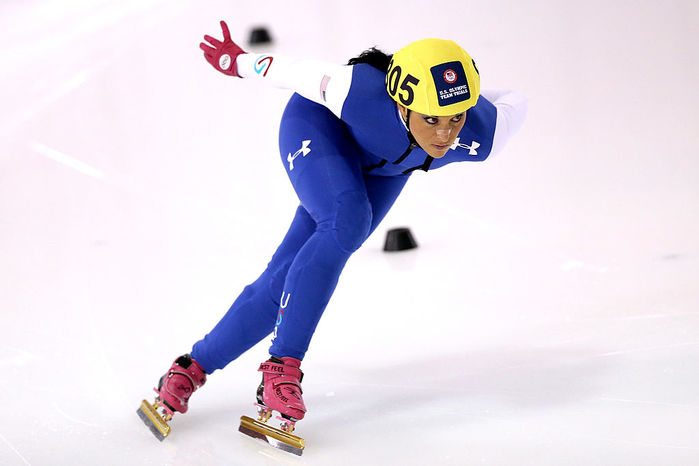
[398,104,466,158]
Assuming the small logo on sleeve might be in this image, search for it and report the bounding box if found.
[254,55,274,77]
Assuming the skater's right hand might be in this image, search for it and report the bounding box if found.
[200,21,246,77]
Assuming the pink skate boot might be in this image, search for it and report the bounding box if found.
[257,357,307,422]
[137,354,207,440]
[239,356,307,456]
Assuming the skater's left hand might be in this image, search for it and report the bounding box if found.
[200,20,246,77]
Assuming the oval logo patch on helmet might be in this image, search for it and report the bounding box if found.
[431,61,470,107]
[443,69,457,84]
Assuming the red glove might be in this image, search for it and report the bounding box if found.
[200,21,246,77]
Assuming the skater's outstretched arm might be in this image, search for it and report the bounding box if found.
[480,89,528,157]
[200,20,353,118]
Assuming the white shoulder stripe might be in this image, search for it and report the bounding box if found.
[322,66,353,118]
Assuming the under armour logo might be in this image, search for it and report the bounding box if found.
[287,140,311,171]
[450,137,480,155]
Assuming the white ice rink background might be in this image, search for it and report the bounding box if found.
[1,0,698,464]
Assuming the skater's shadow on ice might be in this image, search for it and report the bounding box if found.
[313,345,613,422]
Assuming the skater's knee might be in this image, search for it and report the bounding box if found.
[330,190,372,253]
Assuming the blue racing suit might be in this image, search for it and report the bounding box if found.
[191,57,524,373]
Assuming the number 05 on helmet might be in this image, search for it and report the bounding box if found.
[386,38,480,116]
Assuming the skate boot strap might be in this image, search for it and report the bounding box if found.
[272,378,303,394]
[167,370,202,390]
[258,361,304,383]
[169,356,207,388]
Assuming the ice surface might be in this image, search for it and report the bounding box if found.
[1,0,698,465]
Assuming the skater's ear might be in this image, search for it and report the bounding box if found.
[397,104,409,123]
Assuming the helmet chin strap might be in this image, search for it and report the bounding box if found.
[401,108,419,147]
[393,105,436,170]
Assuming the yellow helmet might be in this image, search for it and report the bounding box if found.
[386,38,480,116]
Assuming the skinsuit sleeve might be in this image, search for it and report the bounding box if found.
[480,89,528,156]
[235,53,354,119]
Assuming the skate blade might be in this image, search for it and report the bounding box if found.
[239,415,305,456]
[137,400,171,441]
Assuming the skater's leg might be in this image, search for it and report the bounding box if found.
[241,98,411,445]
[191,205,315,373]
[269,155,370,360]
[268,96,376,360]
[268,174,410,361]
[139,208,316,439]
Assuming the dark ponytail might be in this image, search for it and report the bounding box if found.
[347,47,393,72]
